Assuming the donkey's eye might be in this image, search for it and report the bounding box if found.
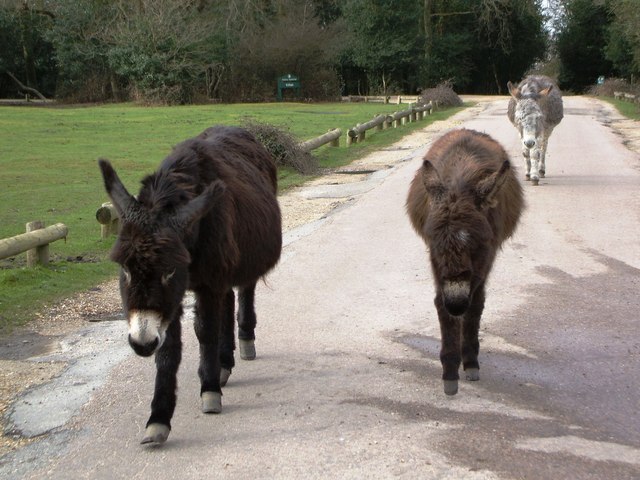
[161,269,176,286]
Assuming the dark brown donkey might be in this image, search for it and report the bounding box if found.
[99,126,282,444]
[406,129,523,395]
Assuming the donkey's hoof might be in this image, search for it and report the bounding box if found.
[540,170,545,178]
[465,368,480,381]
[531,177,539,186]
[525,174,531,180]
[141,423,170,445]
[220,368,232,387]
[443,380,458,396]
[239,339,256,360]
[202,391,222,414]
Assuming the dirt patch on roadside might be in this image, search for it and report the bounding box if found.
[592,97,640,157]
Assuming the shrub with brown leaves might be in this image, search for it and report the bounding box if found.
[242,119,317,175]
[419,81,463,108]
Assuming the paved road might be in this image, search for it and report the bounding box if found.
[7,97,640,479]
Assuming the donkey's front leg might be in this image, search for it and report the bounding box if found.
[522,147,531,181]
[237,282,258,361]
[435,294,461,396]
[462,285,485,383]
[142,314,182,445]
[194,290,224,414]
[529,148,542,185]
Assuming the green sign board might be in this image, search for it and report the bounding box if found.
[277,74,301,101]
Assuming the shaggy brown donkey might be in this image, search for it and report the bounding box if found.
[99,126,282,444]
[406,129,523,395]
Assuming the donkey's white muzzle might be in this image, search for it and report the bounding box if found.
[128,310,166,357]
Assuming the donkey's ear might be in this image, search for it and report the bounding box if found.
[98,159,137,216]
[476,160,510,209]
[421,160,446,201]
[174,180,226,230]
[539,86,553,96]
[507,81,520,99]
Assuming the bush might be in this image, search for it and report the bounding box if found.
[587,78,640,97]
[418,81,463,108]
[242,119,317,175]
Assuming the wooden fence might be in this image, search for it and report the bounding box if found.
[298,100,433,150]
[346,114,388,145]
[0,221,68,267]
[347,102,433,145]
[613,91,639,104]
[342,95,421,105]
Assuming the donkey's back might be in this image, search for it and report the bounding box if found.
[146,125,282,288]
[157,126,277,196]
[507,75,563,127]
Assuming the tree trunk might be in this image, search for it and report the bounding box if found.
[19,3,38,90]
[5,71,48,100]
[423,0,433,60]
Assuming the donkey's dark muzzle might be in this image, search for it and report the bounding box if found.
[129,334,159,357]
[444,297,470,316]
[442,280,471,316]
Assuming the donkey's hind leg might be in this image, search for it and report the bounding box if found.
[194,289,225,414]
[539,134,550,178]
[462,285,485,382]
[219,289,235,387]
[237,282,258,361]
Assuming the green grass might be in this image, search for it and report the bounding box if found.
[602,97,640,121]
[0,101,465,332]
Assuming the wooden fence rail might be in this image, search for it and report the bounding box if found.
[347,102,434,145]
[347,115,388,145]
[299,128,342,152]
[0,222,68,266]
[342,95,420,104]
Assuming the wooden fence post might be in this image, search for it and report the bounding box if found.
[375,115,384,131]
[96,202,120,239]
[0,222,68,266]
[26,221,48,267]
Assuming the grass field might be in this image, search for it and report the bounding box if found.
[0,101,466,331]
[599,97,640,121]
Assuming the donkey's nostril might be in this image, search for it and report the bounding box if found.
[128,334,159,357]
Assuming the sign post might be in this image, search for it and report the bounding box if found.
[277,74,301,101]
